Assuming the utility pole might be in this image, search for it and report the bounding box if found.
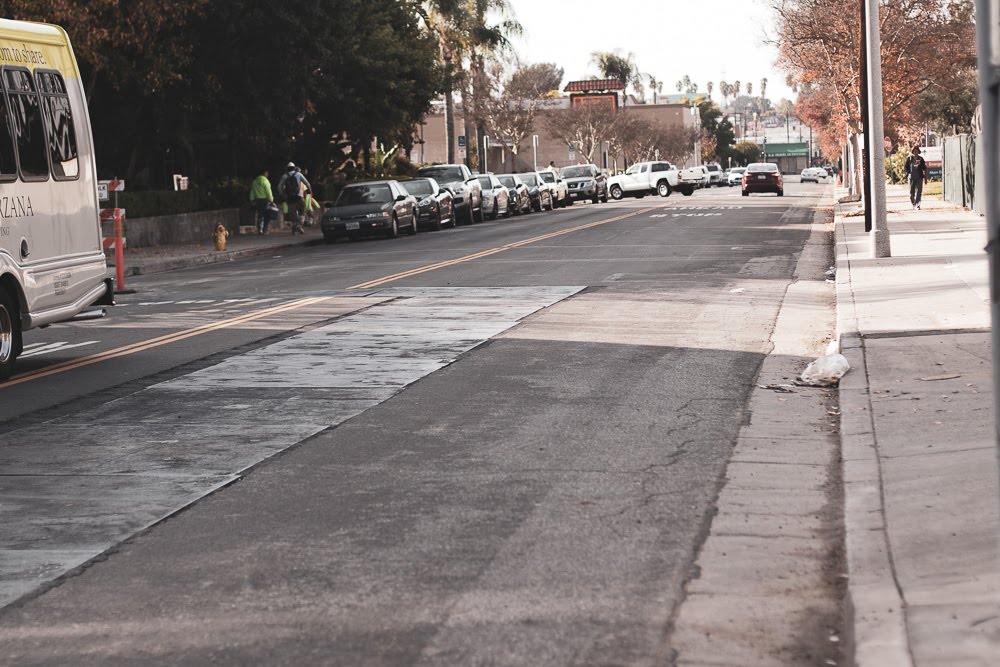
[864,0,891,257]
[973,0,1000,459]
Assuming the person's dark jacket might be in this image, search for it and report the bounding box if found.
[904,154,928,182]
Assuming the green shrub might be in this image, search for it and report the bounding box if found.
[886,150,908,184]
[116,178,254,218]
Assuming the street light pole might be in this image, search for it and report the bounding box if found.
[973,0,1000,458]
[864,0,891,258]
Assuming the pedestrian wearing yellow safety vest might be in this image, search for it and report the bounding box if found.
[249,167,274,235]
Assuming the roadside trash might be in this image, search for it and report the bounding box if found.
[919,373,962,381]
[729,288,746,294]
[798,353,851,387]
[759,383,796,393]
[824,266,836,279]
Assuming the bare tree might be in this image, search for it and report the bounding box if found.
[483,59,562,162]
[545,103,619,163]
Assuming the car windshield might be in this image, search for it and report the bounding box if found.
[477,175,493,189]
[520,173,539,186]
[706,165,720,172]
[336,184,392,206]
[403,179,434,196]
[498,175,516,187]
[539,172,556,183]
[561,166,592,178]
[418,166,464,182]
[731,168,745,173]
[746,163,779,173]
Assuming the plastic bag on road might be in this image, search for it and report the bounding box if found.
[798,353,851,387]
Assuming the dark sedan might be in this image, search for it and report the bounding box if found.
[402,177,454,231]
[497,174,531,215]
[741,162,784,197]
[517,172,551,212]
[321,180,418,242]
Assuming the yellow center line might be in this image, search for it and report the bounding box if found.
[349,205,665,290]
[0,296,330,389]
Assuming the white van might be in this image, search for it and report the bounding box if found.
[0,19,111,380]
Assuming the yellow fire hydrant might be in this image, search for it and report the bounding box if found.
[214,223,230,251]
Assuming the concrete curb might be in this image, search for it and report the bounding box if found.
[834,202,914,667]
[109,237,325,277]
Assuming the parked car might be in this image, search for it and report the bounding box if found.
[538,169,568,208]
[416,163,484,224]
[800,167,828,183]
[742,162,784,196]
[608,161,683,199]
[518,172,553,211]
[497,174,531,215]
[678,164,711,190]
[321,180,418,242]
[560,164,608,204]
[476,173,511,219]
[726,167,747,186]
[705,163,725,187]
[401,177,455,231]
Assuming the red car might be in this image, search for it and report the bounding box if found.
[742,162,784,197]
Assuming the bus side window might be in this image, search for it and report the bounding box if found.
[0,83,16,182]
[36,70,78,180]
[3,67,49,182]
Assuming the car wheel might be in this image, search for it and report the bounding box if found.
[546,195,554,211]
[386,215,399,239]
[610,185,623,200]
[431,206,443,231]
[490,202,498,220]
[742,190,749,197]
[681,186,694,196]
[657,181,671,197]
[777,189,784,197]
[565,198,574,206]
[407,213,418,234]
[474,201,485,223]
[601,189,608,203]
[0,288,21,382]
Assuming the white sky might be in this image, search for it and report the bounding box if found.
[503,0,794,104]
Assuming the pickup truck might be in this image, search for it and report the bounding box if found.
[677,165,711,191]
[608,161,694,199]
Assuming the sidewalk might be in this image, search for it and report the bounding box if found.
[107,226,324,277]
[835,183,1000,665]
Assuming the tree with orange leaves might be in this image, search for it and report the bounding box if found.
[771,0,975,188]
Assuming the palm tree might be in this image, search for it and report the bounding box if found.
[646,73,663,104]
[425,0,465,163]
[706,81,714,99]
[591,50,643,105]
[760,77,768,110]
[746,81,753,97]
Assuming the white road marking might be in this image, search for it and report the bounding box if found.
[20,341,99,358]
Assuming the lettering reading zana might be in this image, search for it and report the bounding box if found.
[0,195,34,219]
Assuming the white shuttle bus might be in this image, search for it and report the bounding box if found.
[0,19,112,380]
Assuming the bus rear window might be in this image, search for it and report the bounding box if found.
[4,68,49,181]
[36,70,78,180]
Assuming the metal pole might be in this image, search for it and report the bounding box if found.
[974,0,1000,454]
[864,0,891,257]
[860,0,873,232]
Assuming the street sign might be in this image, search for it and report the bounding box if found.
[97,179,124,202]
[568,145,576,161]
[458,146,467,159]
[458,135,466,148]
[884,136,892,153]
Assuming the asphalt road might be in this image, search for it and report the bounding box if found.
[0,183,829,665]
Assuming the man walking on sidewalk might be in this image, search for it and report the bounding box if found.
[904,145,929,210]
[249,167,274,235]
[277,162,310,235]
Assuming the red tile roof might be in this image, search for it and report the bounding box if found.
[564,79,625,93]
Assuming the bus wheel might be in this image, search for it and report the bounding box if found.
[0,289,20,381]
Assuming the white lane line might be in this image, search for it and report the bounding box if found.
[20,341,99,358]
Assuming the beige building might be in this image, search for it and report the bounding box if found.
[411,97,702,173]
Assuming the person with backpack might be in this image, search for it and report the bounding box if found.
[277,162,311,234]
[249,167,273,235]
